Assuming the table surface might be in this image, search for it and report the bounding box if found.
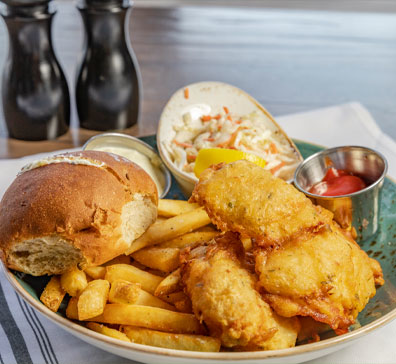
[1,2,396,159]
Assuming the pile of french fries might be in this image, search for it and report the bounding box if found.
[40,200,221,352]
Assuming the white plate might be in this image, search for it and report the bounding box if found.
[3,261,396,364]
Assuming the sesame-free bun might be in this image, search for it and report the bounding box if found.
[0,151,158,276]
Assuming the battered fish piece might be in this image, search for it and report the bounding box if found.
[255,224,383,334]
[190,160,332,247]
[180,233,299,349]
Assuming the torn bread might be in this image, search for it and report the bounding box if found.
[0,151,158,276]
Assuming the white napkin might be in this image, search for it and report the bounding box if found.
[277,102,396,178]
[0,102,395,364]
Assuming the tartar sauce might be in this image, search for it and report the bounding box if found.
[96,146,164,196]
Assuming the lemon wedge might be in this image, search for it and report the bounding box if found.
[194,148,267,177]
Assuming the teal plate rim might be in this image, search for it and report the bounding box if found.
[2,136,396,361]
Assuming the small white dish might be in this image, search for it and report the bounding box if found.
[83,133,171,198]
[157,81,302,196]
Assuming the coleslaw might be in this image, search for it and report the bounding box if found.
[164,106,300,181]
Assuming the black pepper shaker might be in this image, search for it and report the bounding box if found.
[0,0,70,140]
[76,0,141,131]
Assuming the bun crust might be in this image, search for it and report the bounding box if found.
[0,151,158,275]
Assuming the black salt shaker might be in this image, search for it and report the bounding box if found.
[0,0,70,140]
[76,0,141,131]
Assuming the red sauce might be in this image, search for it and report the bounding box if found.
[309,167,366,196]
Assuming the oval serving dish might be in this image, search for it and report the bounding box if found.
[157,81,303,196]
[2,139,396,364]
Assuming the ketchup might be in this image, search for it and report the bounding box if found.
[309,167,366,196]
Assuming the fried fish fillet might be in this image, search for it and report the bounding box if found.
[255,224,383,334]
[180,232,300,349]
[190,160,332,247]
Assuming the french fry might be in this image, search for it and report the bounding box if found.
[40,276,65,312]
[105,264,163,294]
[67,297,102,321]
[132,247,180,273]
[154,269,181,297]
[121,326,220,352]
[86,322,131,342]
[60,267,88,296]
[78,280,110,320]
[109,279,175,311]
[125,207,211,254]
[84,266,106,280]
[158,199,199,217]
[83,253,129,280]
[135,290,176,311]
[159,291,188,304]
[66,296,79,320]
[158,231,218,249]
[96,304,204,334]
[108,279,140,304]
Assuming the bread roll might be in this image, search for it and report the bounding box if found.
[0,151,158,276]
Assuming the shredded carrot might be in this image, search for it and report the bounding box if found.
[216,139,231,148]
[223,106,229,114]
[217,126,247,148]
[184,88,189,99]
[270,161,285,175]
[214,114,221,120]
[173,140,193,148]
[217,125,222,131]
[240,140,253,150]
[227,115,232,121]
[187,154,196,162]
[205,137,215,142]
[228,126,245,147]
[201,115,212,122]
[235,119,242,125]
[269,142,278,154]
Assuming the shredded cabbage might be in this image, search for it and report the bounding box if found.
[165,108,300,180]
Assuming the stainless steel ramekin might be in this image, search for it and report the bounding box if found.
[83,133,171,198]
[294,146,388,242]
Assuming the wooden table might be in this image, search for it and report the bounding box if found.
[1,2,396,158]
